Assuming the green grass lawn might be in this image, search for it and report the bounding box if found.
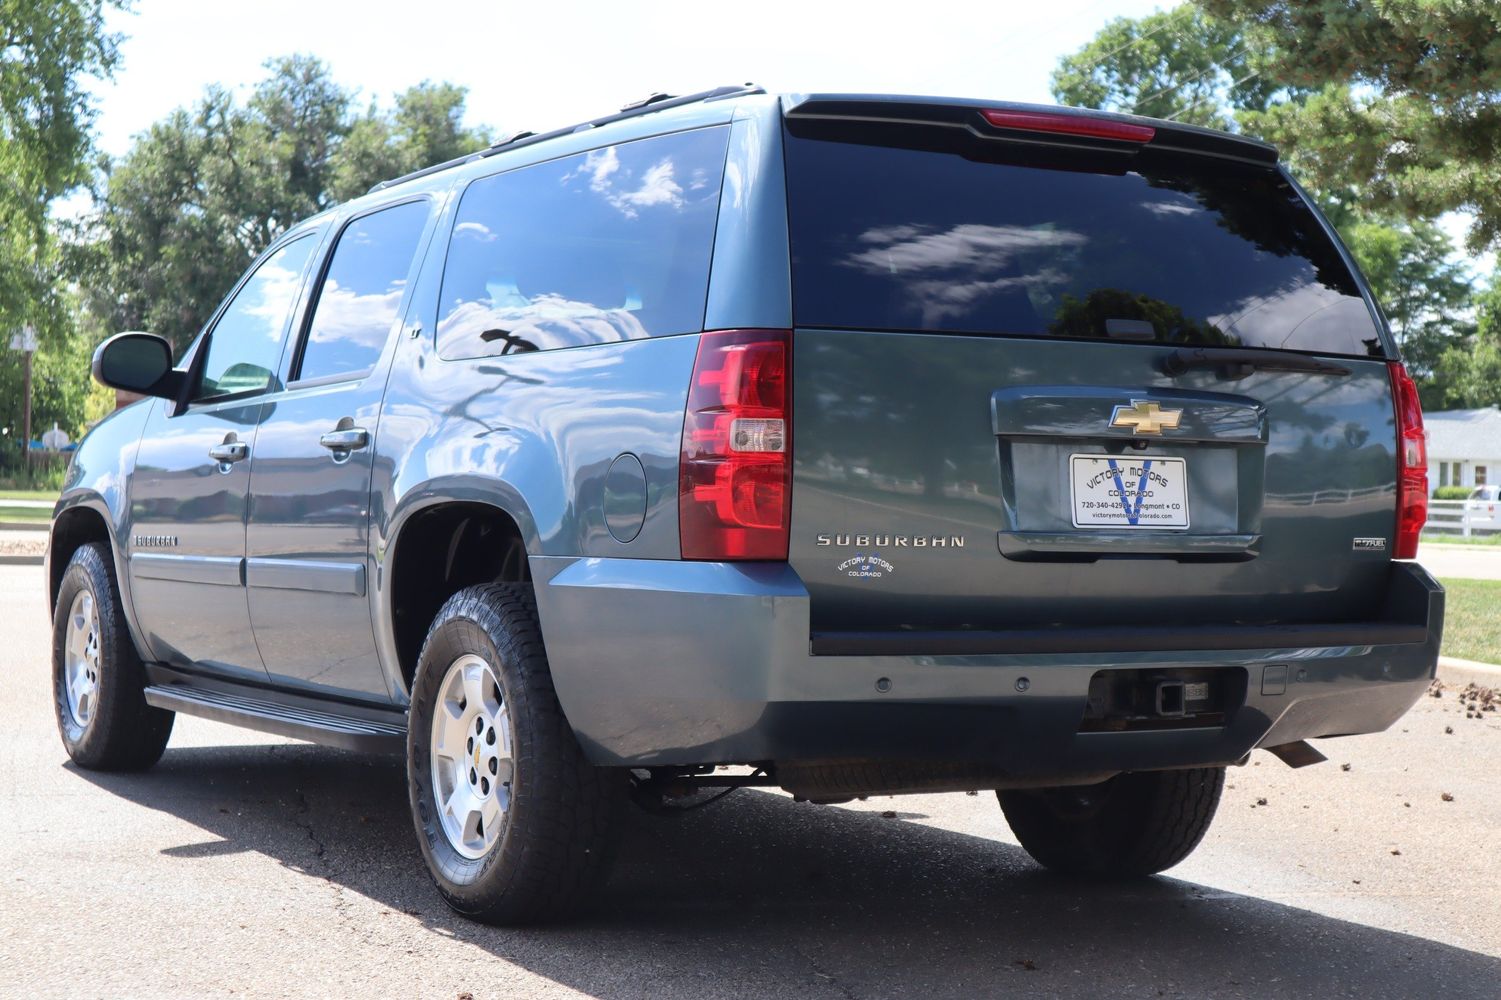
[1438,577,1501,665]
[1423,532,1501,546]
[0,505,51,523]
[0,488,58,524]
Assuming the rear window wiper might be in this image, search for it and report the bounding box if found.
[1162,347,1351,379]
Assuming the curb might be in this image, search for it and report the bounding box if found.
[0,554,43,566]
[1437,656,1501,690]
[0,521,49,532]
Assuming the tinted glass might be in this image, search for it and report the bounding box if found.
[298,201,430,382]
[195,236,317,400]
[437,126,729,357]
[785,125,1383,357]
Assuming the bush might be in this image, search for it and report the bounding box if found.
[0,459,67,493]
[1435,485,1475,500]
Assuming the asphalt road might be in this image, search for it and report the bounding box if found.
[1,563,1498,1000]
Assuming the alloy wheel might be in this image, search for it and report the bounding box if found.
[429,654,514,859]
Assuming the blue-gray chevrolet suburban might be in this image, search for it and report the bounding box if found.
[49,86,1443,924]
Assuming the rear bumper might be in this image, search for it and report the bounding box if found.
[531,557,1443,776]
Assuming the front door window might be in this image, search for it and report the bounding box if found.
[194,236,318,401]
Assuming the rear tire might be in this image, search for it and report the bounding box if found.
[51,541,174,771]
[406,583,623,924]
[998,767,1224,877]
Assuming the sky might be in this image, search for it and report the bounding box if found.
[82,0,1487,275]
[88,0,1163,157]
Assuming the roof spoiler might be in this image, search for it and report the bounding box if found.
[781,94,1279,166]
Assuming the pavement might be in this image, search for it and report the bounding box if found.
[1419,542,1501,581]
[1,563,1499,999]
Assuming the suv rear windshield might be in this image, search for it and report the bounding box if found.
[784,122,1384,357]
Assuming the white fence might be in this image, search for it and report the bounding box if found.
[1425,498,1501,538]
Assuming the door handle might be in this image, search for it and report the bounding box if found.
[208,442,249,463]
[319,428,370,452]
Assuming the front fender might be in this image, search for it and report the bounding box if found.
[47,399,153,658]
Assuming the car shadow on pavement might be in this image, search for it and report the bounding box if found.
[73,742,1501,1000]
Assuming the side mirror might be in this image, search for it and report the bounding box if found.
[91,332,185,400]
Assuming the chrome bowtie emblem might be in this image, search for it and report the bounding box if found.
[1109,400,1182,435]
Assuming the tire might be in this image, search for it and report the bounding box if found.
[998,767,1225,877]
[51,541,174,770]
[406,583,623,924]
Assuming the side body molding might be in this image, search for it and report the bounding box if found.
[132,553,244,587]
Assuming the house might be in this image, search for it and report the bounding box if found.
[1425,406,1501,494]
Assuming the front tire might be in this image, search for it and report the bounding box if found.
[998,767,1224,877]
[51,541,174,770]
[406,583,623,924]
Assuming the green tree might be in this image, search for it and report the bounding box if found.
[0,283,114,452]
[0,1,124,473]
[75,89,267,352]
[1338,217,1475,384]
[76,58,488,351]
[1050,4,1281,129]
[327,82,489,202]
[1202,0,1501,252]
[1432,276,1501,409]
[0,0,122,345]
[1053,2,1482,403]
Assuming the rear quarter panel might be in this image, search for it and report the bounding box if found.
[369,100,788,700]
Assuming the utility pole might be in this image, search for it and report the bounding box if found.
[9,325,38,468]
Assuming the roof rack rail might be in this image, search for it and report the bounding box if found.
[367,83,764,194]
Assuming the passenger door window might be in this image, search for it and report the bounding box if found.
[193,236,318,401]
[294,200,431,383]
[436,126,729,358]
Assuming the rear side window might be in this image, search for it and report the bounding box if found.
[437,126,730,358]
[297,200,431,383]
[785,124,1383,357]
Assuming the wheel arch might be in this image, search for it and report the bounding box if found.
[48,498,116,616]
[381,484,541,695]
[47,495,155,667]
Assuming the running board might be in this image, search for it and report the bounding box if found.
[143,684,406,754]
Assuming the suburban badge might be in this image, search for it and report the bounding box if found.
[816,533,966,549]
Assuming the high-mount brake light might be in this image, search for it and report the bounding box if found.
[981,108,1156,143]
[679,329,792,560]
[1388,362,1428,560]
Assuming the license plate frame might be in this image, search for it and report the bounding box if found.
[1069,454,1190,529]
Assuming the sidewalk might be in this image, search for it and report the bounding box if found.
[1417,543,1501,581]
[1439,656,1501,690]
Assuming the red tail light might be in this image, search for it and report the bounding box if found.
[981,108,1156,143]
[1388,362,1427,559]
[680,329,791,560]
